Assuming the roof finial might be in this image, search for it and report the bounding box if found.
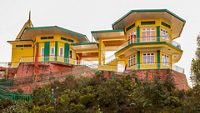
[29,10,31,21]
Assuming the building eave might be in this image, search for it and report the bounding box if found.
[112,9,186,28]
[24,26,89,42]
[91,29,125,41]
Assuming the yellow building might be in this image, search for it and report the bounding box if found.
[91,9,185,72]
[8,9,185,73]
[8,12,89,68]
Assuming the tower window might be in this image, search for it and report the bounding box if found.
[162,54,169,65]
[143,53,154,64]
[141,28,156,42]
[128,31,136,44]
[161,29,169,40]
[128,54,135,67]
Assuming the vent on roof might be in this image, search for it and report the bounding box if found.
[161,22,171,29]
[141,21,155,25]
[41,36,54,40]
[126,23,135,31]
[16,44,32,48]
[61,37,74,43]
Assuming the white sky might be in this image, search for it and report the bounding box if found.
[0,0,199,86]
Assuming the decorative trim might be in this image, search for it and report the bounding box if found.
[72,42,97,46]
[115,41,183,55]
[91,29,124,33]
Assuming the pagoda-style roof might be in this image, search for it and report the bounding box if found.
[91,29,125,41]
[17,26,89,42]
[112,9,186,39]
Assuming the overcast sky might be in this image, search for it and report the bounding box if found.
[0,0,199,86]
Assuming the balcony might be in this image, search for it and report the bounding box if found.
[115,37,182,53]
[19,56,98,69]
[127,63,184,73]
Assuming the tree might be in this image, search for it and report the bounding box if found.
[191,34,200,86]
[0,72,194,113]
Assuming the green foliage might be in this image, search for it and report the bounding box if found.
[32,87,52,105]
[191,35,200,85]
[1,100,32,113]
[1,73,200,113]
[0,99,13,112]
[80,94,95,107]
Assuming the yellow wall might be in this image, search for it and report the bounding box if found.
[11,34,80,67]
[11,41,33,67]
[98,40,106,65]
[107,18,179,71]
[125,19,172,43]
[117,50,173,70]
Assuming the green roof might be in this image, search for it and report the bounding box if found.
[91,29,124,34]
[26,26,89,42]
[115,41,183,55]
[112,9,186,28]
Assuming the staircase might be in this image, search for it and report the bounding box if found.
[98,54,118,72]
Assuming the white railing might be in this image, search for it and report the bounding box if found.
[105,55,116,64]
[114,37,180,53]
[0,62,11,68]
[140,37,157,42]
[172,65,184,73]
[126,63,184,73]
[79,60,98,69]
[132,63,171,69]
[19,56,99,69]
[172,41,181,49]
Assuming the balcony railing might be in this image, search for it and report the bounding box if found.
[115,37,181,53]
[19,56,98,69]
[127,62,184,73]
[0,62,11,68]
[172,65,184,73]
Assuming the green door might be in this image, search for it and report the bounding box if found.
[64,43,69,63]
[44,42,50,62]
[55,41,58,61]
